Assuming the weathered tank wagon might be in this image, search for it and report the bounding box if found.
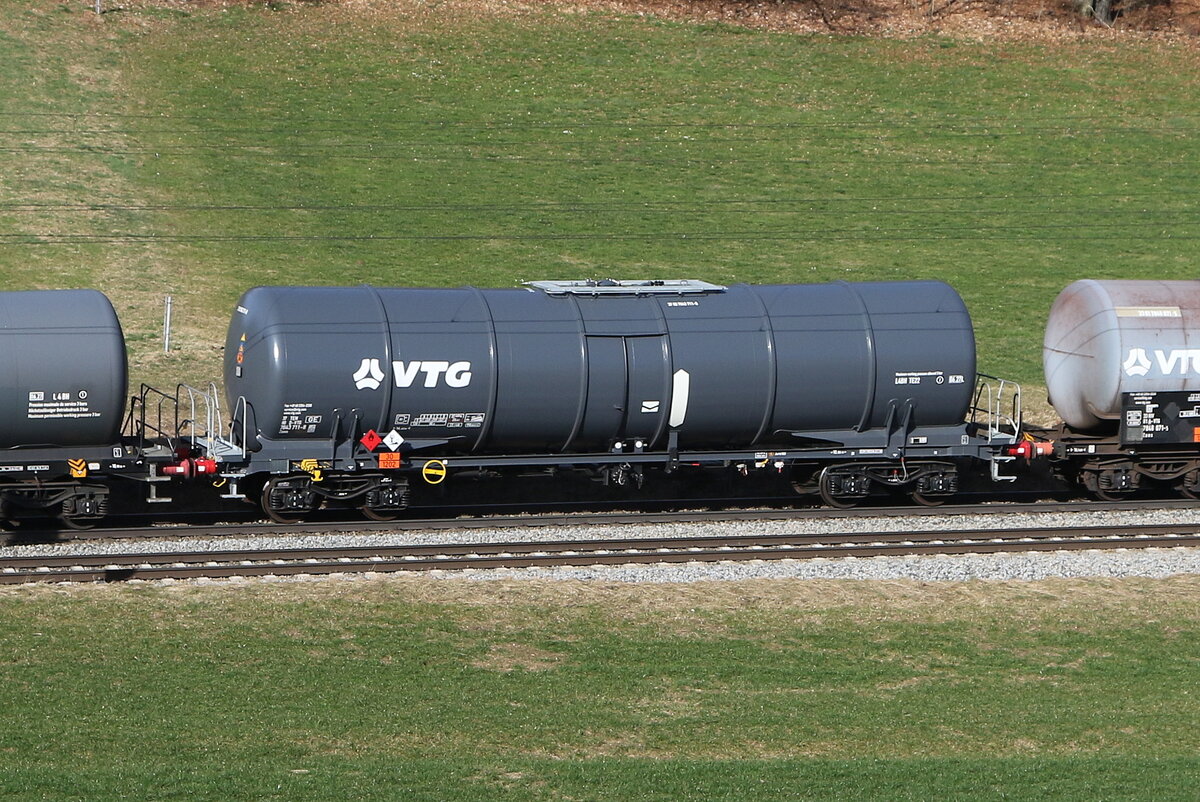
[1045,279,1200,498]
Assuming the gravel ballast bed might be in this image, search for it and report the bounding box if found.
[435,547,1200,584]
[5,507,1200,583]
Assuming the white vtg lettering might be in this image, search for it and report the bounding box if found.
[393,360,473,388]
[1154,349,1200,375]
[354,358,474,389]
[1125,347,1200,377]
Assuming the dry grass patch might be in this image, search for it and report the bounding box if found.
[471,642,567,671]
[86,0,1200,43]
[7,572,1200,628]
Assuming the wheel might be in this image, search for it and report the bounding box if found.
[361,505,398,522]
[59,497,102,530]
[261,478,311,524]
[818,468,861,509]
[1178,470,1200,500]
[909,490,946,507]
[789,467,819,495]
[0,502,18,531]
[264,508,305,525]
[1086,468,1137,502]
[58,514,96,531]
[1180,484,1200,501]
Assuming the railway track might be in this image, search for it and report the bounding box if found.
[4,522,1199,584]
[4,495,1192,545]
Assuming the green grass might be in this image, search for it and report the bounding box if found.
[1,578,1199,799]
[3,2,1200,390]
[3,5,1200,796]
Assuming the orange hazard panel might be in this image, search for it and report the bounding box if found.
[1192,428,1200,443]
[378,452,402,469]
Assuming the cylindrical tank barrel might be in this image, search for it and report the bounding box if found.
[1045,279,1200,431]
[0,290,128,448]
[225,281,977,454]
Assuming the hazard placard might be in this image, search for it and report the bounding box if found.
[378,452,402,470]
[421,459,447,485]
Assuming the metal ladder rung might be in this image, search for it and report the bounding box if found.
[146,482,173,503]
[990,454,1018,482]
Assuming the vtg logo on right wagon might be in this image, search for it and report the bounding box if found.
[1123,347,1200,378]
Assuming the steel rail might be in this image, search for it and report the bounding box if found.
[4,523,1199,584]
[5,496,1192,545]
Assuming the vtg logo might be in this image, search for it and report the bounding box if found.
[353,359,387,390]
[1123,347,1200,378]
[1122,348,1152,377]
[353,358,473,390]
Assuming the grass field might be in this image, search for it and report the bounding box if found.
[3,1,1200,391]
[4,2,1200,797]
[2,576,1200,800]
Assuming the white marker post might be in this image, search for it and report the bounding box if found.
[163,296,173,353]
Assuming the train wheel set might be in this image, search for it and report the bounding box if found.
[0,277,1198,528]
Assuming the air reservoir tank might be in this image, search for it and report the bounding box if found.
[1044,279,1200,431]
[0,290,128,448]
[226,280,977,454]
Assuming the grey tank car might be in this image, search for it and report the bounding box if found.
[225,280,978,453]
[208,279,1022,521]
[0,290,179,528]
[0,290,127,448]
[22,276,1200,530]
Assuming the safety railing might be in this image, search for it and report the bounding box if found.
[170,383,247,461]
[126,384,182,453]
[970,374,1022,443]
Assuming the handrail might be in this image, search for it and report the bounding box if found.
[127,383,181,453]
[971,373,1022,442]
[230,395,249,453]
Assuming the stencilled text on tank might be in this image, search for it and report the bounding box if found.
[893,371,965,386]
[279,402,322,434]
[26,390,100,420]
[394,412,485,430]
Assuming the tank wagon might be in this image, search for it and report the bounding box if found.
[18,276,1200,529]
[0,290,179,527]
[197,279,1026,521]
[1044,279,1200,499]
